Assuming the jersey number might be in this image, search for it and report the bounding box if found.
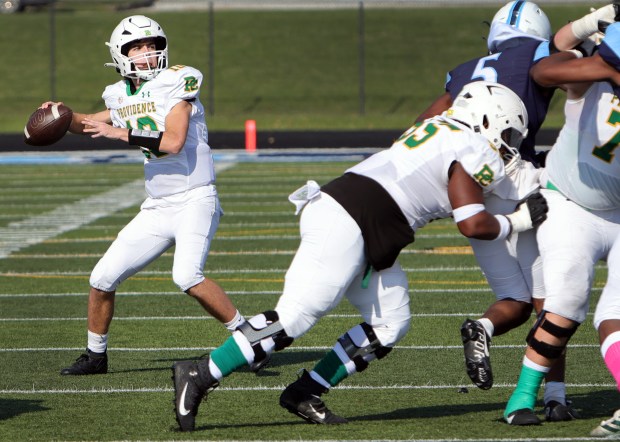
[593,109,620,163]
[471,53,501,82]
[398,121,460,149]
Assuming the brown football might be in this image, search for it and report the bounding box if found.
[24,104,73,146]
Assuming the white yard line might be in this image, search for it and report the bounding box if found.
[0,383,614,395]
[0,179,145,258]
[0,314,598,322]
[0,265,609,273]
[0,163,234,259]
[0,344,600,352]
[0,288,605,298]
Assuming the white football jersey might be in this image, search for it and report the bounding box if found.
[542,81,620,210]
[347,116,505,232]
[103,65,215,198]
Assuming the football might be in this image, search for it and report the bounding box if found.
[24,103,73,146]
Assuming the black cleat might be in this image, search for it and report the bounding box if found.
[172,359,219,432]
[545,400,580,422]
[279,370,348,424]
[460,319,493,390]
[60,350,107,375]
[249,353,271,373]
[504,408,542,426]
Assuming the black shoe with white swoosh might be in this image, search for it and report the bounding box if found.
[279,369,348,424]
[172,359,219,432]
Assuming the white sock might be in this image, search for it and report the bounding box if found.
[224,310,246,332]
[208,358,223,381]
[477,318,495,337]
[544,381,567,405]
[87,330,107,354]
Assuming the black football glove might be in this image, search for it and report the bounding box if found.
[598,2,620,33]
[505,192,548,233]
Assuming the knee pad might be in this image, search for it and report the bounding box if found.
[337,322,392,373]
[237,311,294,363]
[526,311,578,359]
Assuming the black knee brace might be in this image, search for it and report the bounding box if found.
[237,311,294,362]
[526,310,578,359]
[337,322,392,372]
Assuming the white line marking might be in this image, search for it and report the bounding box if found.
[0,164,234,259]
[0,314,597,322]
[0,288,604,298]
[0,344,600,352]
[0,383,613,395]
[0,179,145,259]
[3,233,467,243]
[0,265,608,274]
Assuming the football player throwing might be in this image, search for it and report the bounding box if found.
[40,15,247,376]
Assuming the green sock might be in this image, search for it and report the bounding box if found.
[504,365,546,418]
[312,350,349,387]
[209,336,248,377]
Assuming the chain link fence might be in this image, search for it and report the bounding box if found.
[0,0,598,136]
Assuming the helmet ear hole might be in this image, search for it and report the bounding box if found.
[482,115,489,130]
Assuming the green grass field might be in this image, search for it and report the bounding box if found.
[0,158,615,441]
[0,3,605,133]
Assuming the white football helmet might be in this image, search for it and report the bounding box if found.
[446,81,528,168]
[105,15,168,81]
[491,1,551,41]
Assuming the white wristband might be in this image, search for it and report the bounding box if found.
[493,214,512,240]
[567,49,584,59]
[453,203,485,223]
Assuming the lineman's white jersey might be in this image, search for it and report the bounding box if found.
[542,81,620,210]
[347,116,506,232]
[103,65,215,198]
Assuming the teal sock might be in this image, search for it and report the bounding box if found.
[209,336,248,377]
[312,350,349,387]
[504,365,546,418]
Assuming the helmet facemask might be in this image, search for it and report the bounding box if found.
[498,126,526,175]
[117,37,167,81]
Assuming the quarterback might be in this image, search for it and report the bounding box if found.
[170,81,548,431]
[41,15,246,375]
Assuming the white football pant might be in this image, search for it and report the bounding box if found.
[90,185,221,292]
[538,189,620,323]
[594,234,620,329]
[469,192,544,303]
[275,193,411,347]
